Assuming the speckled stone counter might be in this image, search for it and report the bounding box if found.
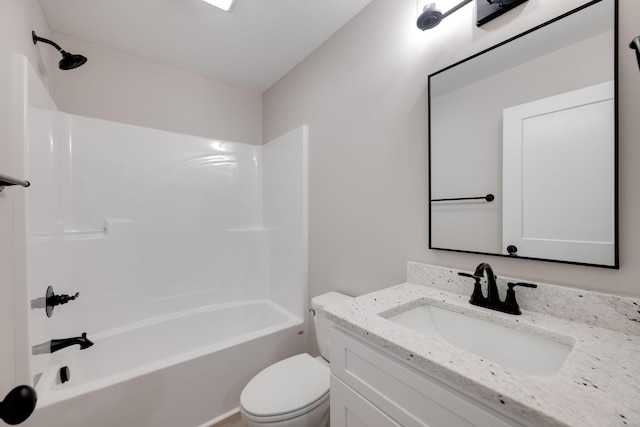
[324,263,640,427]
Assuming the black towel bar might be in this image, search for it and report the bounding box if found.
[431,194,495,203]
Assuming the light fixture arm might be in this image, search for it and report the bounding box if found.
[417,0,528,30]
[441,0,473,20]
[486,0,519,4]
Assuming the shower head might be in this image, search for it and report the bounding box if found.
[417,4,444,30]
[32,31,87,70]
[59,52,88,70]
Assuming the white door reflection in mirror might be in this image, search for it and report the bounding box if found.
[502,81,615,265]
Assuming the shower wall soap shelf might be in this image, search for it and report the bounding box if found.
[0,173,30,192]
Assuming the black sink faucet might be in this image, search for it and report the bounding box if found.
[32,333,94,355]
[458,263,537,315]
[474,262,499,306]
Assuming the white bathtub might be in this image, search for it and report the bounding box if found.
[26,301,306,427]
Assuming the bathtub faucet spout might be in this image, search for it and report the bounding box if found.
[32,333,94,355]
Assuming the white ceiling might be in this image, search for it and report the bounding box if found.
[38,0,372,93]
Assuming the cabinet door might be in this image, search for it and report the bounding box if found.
[331,328,527,427]
[331,375,401,427]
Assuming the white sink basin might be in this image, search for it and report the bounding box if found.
[387,303,573,377]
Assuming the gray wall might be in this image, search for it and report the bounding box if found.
[49,32,263,145]
[264,0,640,299]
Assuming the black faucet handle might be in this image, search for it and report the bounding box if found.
[503,282,537,315]
[45,286,80,317]
[51,292,80,305]
[460,270,497,280]
[458,272,486,304]
[508,282,538,289]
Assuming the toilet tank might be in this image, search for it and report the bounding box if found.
[311,292,353,361]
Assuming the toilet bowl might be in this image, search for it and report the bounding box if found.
[240,292,352,427]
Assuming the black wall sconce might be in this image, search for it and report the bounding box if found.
[416,0,528,30]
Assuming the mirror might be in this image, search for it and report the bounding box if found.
[428,0,617,268]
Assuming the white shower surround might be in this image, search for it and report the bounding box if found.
[11,55,308,427]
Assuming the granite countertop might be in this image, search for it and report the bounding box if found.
[324,268,640,427]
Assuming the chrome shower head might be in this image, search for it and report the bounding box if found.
[32,31,87,70]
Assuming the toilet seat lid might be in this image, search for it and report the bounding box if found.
[240,354,330,418]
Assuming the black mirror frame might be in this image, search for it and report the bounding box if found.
[427,0,619,269]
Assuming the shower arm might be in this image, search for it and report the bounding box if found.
[32,31,66,54]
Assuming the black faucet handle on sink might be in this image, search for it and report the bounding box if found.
[503,282,538,315]
[509,282,538,289]
[458,272,486,304]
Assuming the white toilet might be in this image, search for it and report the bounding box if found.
[240,292,352,427]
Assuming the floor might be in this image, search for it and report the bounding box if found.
[211,413,244,427]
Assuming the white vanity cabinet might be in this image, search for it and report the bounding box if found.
[330,328,529,427]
